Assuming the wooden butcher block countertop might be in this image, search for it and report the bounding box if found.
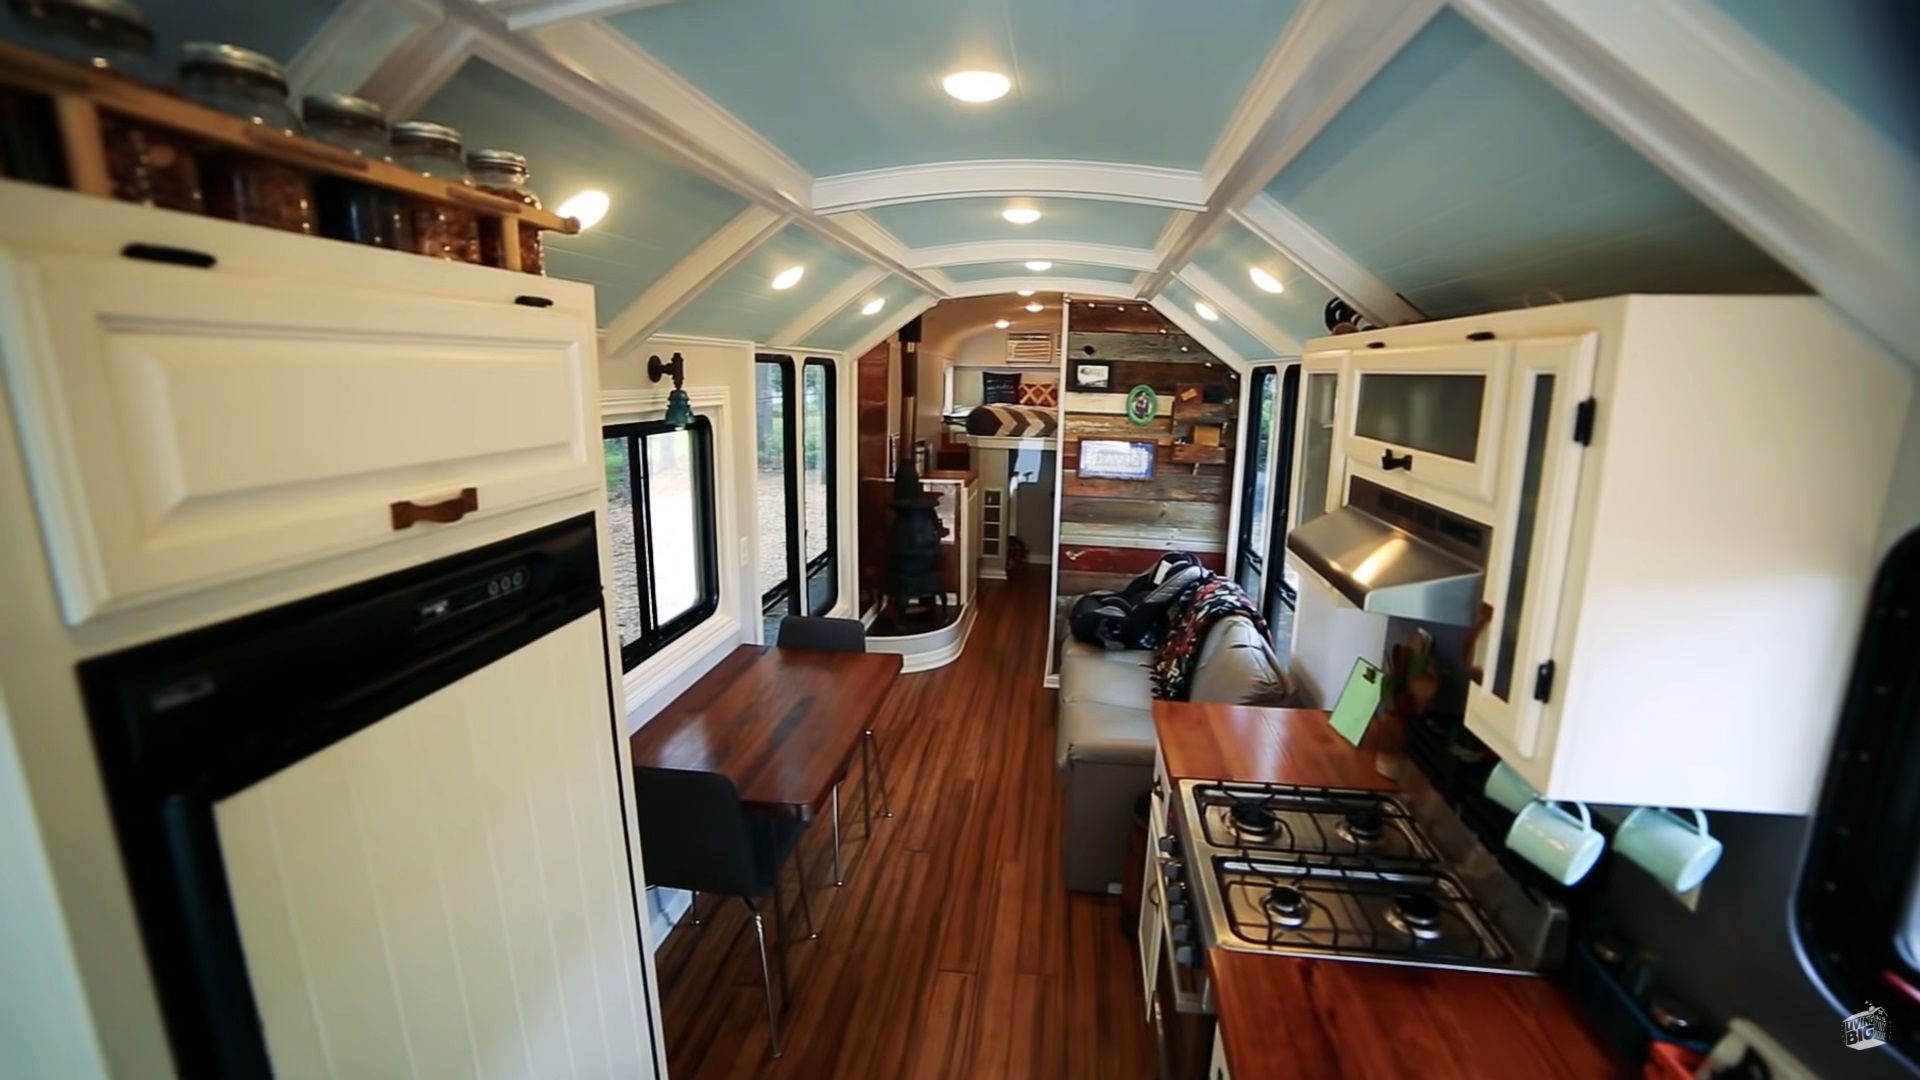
[1152,702,1625,1079]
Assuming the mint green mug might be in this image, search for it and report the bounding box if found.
[1506,799,1605,885]
[1483,761,1539,814]
[1614,807,1723,894]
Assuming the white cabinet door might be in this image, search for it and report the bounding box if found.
[1137,764,1166,1022]
[0,248,598,623]
[1343,341,1510,507]
[1287,350,1346,535]
[1464,335,1596,764]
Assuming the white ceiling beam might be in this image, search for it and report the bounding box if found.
[840,294,940,365]
[771,267,890,348]
[355,17,479,118]
[792,214,951,297]
[907,242,1160,273]
[1173,266,1303,355]
[289,0,443,99]
[812,160,1206,215]
[942,277,1143,300]
[602,206,792,359]
[1139,0,1445,298]
[1449,0,1920,367]
[484,0,684,32]
[1233,195,1424,327]
[1147,297,1248,371]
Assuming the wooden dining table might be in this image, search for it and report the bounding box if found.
[628,643,903,817]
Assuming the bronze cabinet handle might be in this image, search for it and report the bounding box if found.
[390,488,478,531]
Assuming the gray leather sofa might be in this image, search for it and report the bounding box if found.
[1054,614,1294,893]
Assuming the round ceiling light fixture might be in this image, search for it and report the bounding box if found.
[942,70,1011,103]
[994,319,1011,329]
[1249,267,1285,294]
[555,190,610,231]
[861,297,886,315]
[1017,289,1035,296]
[1025,302,1044,313]
[771,265,805,290]
[1024,260,1052,272]
[1194,300,1220,321]
[1001,205,1041,224]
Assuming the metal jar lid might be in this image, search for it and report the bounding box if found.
[302,91,387,127]
[179,41,288,88]
[391,120,464,150]
[9,0,155,52]
[467,148,529,173]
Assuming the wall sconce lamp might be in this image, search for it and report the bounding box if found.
[647,352,695,428]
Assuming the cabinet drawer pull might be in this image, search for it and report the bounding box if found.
[514,295,554,308]
[390,488,478,530]
[122,243,216,269]
[1381,449,1414,471]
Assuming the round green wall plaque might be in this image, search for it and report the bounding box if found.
[1125,385,1158,426]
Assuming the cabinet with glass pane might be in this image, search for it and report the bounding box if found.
[1288,351,1346,531]
[1343,341,1510,507]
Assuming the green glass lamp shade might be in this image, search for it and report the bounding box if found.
[663,386,695,428]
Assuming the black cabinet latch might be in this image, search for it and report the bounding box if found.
[1533,659,1557,703]
[122,243,216,269]
[513,295,555,308]
[1573,398,1597,445]
[1381,449,1414,471]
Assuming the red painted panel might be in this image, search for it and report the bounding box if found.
[1054,545,1225,575]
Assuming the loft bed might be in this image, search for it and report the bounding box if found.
[957,403,1059,450]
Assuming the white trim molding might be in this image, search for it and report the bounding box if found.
[354,17,478,118]
[289,0,442,98]
[906,241,1160,273]
[840,294,938,363]
[941,277,1141,300]
[1450,0,1920,367]
[484,0,684,32]
[1141,0,1445,297]
[602,206,791,359]
[1173,265,1304,355]
[1147,296,1248,369]
[812,160,1207,214]
[1233,195,1424,327]
[772,267,890,348]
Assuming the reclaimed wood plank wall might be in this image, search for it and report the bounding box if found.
[1056,321,1239,596]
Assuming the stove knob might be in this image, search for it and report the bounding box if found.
[1157,835,1179,854]
[1169,904,1189,923]
[1165,884,1187,906]
[1161,862,1182,885]
[1172,923,1192,945]
[1174,945,1197,967]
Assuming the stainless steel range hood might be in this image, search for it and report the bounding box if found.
[1285,481,1488,625]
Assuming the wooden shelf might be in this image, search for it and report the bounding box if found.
[0,40,580,236]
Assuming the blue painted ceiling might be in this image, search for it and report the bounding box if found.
[608,0,1301,177]
[808,277,929,354]
[941,262,1141,286]
[1158,277,1275,362]
[663,225,871,342]
[1264,10,1805,320]
[1189,222,1337,350]
[421,60,750,327]
[860,197,1172,251]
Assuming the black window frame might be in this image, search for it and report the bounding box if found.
[756,354,839,628]
[1236,365,1279,588]
[1795,525,1920,1066]
[603,415,721,672]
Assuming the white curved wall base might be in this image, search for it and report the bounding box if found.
[865,600,978,673]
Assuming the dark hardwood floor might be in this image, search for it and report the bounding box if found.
[651,571,1157,1079]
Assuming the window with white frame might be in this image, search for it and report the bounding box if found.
[603,416,720,670]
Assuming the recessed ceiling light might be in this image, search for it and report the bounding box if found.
[771,265,805,290]
[1002,206,1041,224]
[994,319,1010,329]
[1024,261,1052,272]
[942,70,1011,103]
[1026,302,1044,312]
[1249,267,1285,294]
[1194,301,1219,321]
[861,297,886,315]
[1017,289,1035,296]
[555,190,610,230]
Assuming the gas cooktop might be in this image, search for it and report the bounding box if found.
[1170,779,1553,975]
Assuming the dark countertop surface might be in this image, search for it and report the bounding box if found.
[1152,703,1625,1079]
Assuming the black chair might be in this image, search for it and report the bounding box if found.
[775,616,893,887]
[632,766,816,1059]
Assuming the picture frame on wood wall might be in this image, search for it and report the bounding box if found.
[1076,438,1157,481]
[1069,362,1113,392]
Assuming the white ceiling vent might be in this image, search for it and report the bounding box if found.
[1005,332,1056,364]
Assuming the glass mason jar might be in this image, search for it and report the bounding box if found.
[391,120,480,264]
[302,92,409,250]
[5,0,203,210]
[180,43,314,234]
[468,149,545,275]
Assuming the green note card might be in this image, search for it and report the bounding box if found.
[1328,657,1383,747]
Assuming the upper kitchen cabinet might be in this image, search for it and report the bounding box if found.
[1342,340,1511,509]
[1289,351,1345,531]
[1302,295,1911,815]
